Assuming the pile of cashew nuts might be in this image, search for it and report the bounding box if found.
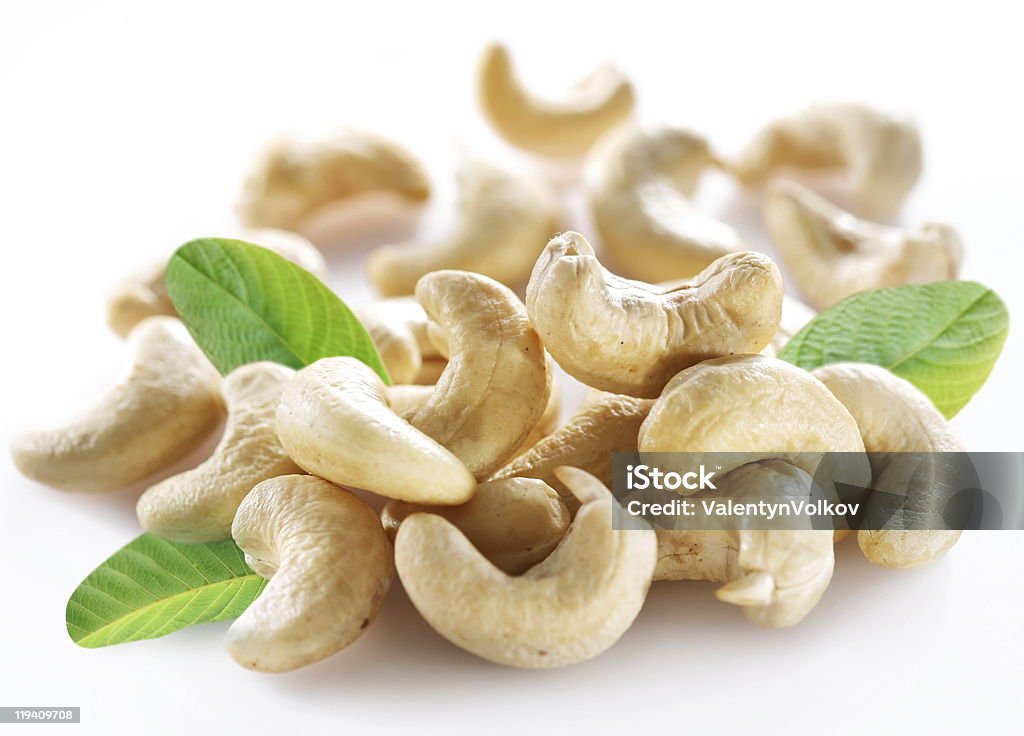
[11,43,970,672]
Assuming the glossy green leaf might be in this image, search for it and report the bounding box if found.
[779,281,1009,418]
[166,238,389,381]
[66,534,266,648]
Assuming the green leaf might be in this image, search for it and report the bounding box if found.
[779,281,1009,418]
[66,534,267,648]
[166,238,389,382]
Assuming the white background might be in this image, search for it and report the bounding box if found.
[1,1,1023,734]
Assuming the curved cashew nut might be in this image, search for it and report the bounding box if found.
[276,357,475,504]
[237,129,430,231]
[226,475,393,673]
[729,103,923,215]
[476,43,635,158]
[365,160,557,296]
[11,317,222,492]
[764,180,962,310]
[395,467,656,668]
[639,355,867,481]
[408,271,550,478]
[588,126,743,282]
[382,477,570,575]
[761,295,817,358]
[356,298,445,385]
[812,363,965,568]
[106,229,328,338]
[136,362,300,542]
[493,390,653,509]
[655,461,835,628]
[526,231,783,398]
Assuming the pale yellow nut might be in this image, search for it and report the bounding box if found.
[382,477,570,575]
[226,475,393,673]
[763,179,963,310]
[761,295,817,358]
[356,298,443,385]
[395,467,656,668]
[276,357,475,504]
[492,390,653,509]
[639,354,869,483]
[409,270,550,479]
[729,102,922,216]
[526,231,783,398]
[508,368,562,459]
[106,229,328,338]
[477,42,635,158]
[136,362,301,543]
[654,461,835,628]
[588,125,743,282]
[812,363,965,569]
[385,384,435,419]
[237,129,430,231]
[11,317,222,492]
[365,160,558,296]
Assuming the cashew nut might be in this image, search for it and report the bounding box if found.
[654,461,835,628]
[136,362,300,543]
[356,298,445,385]
[588,125,743,282]
[493,390,653,509]
[763,179,962,310]
[276,356,475,504]
[237,129,430,231]
[11,317,222,492]
[382,477,569,575]
[476,42,635,158]
[638,354,867,482]
[106,229,329,338]
[365,160,557,296]
[407,270,550,479]
[526,231,783,398]
[729,103,923,215]
[812,363,965,569]
[395,467,655,668]
[226,474,393,673]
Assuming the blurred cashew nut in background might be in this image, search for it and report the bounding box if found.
[588,126,743,281]
[11,317,223,492]
[763,179,962,310]
[728,102,923,216]
[477,42,635,158]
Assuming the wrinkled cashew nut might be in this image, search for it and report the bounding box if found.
[493,390,653,509]
[655,461,835,628]
[356,298,446,385]
[408,270,550,478]
[226,475,393,673]
[588,125,743,281]
[106,229,328,338]
[11,317,222,492]
[136,362,301,543]
[812,363,965,569]
[526,231,783,398]
[237,129,430,231]
[639,354,868,482]
[276,357,476,504]
[477,43,635,158]
[763,179,963,310]
[365,160,557,296]
[395,467,656,668]
[729,103,923,215]
[382,477,569,574]
[762,295,817,358]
